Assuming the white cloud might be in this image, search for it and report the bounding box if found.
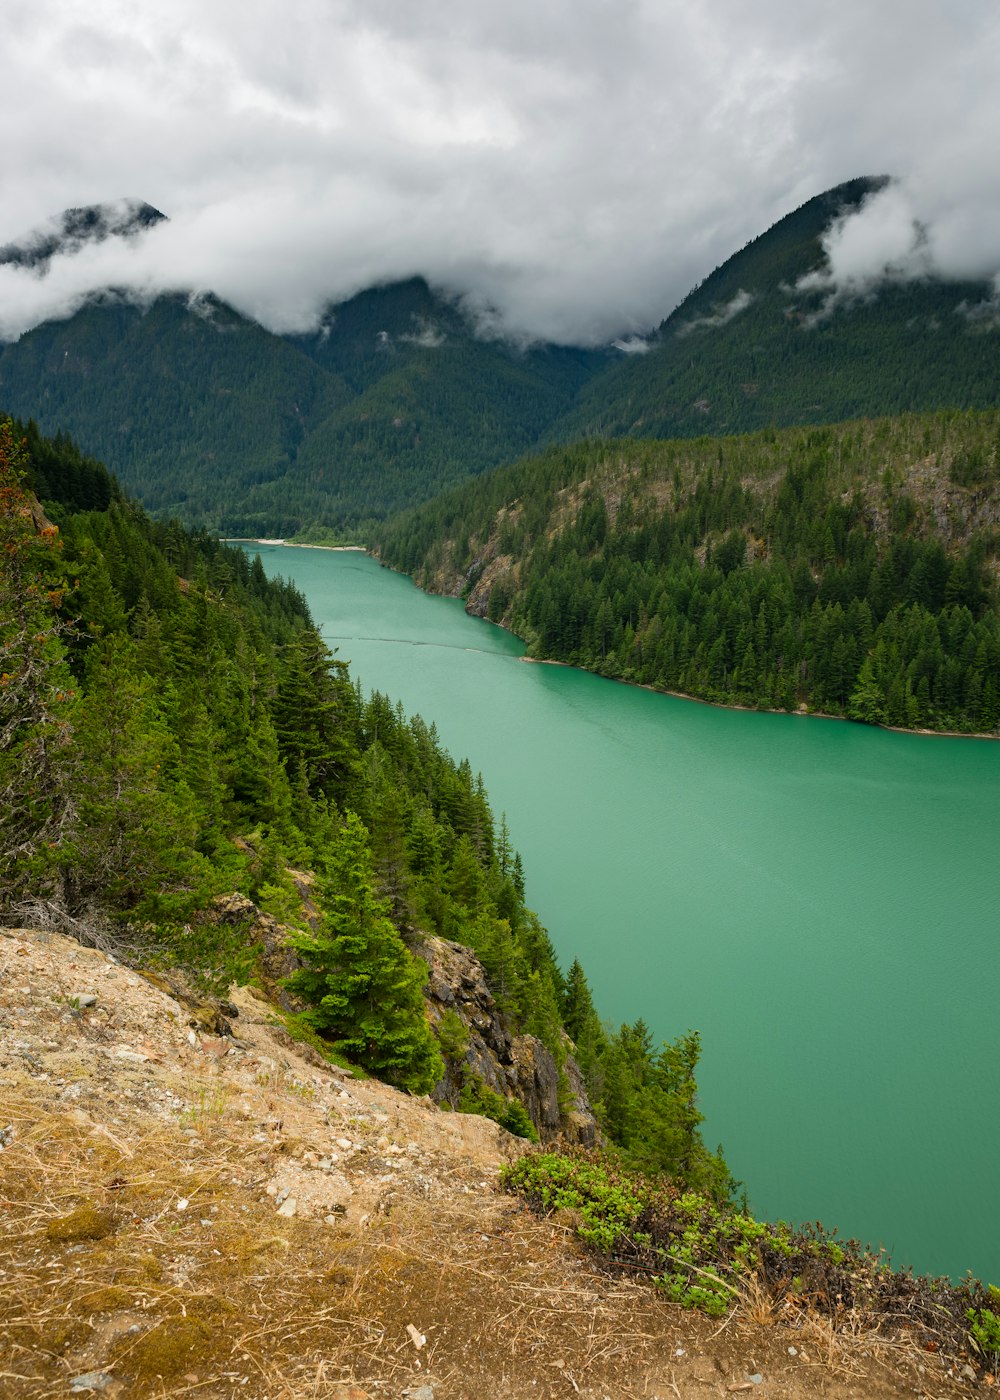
[612,335,653,354]
[676,290,755,337]
[1,0,999,345]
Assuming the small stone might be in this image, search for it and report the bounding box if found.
[748,1375,763,1386]
[787,1346,798,1356]
[962,1364,978,1381]
[70,993,98,1008]
[406,1323,426,1350]
[335,1137,353,1150]
[276,1196,298,1217]
[175,1197,189,1211]
[406,1388,435,1400]
[70,1373,115,1392]
[113,1048,149,1063]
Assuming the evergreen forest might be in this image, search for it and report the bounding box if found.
[552,177,1000,446]
[0,415,728,1191]
[2,179,999,539]
[0,281,607,538]
[375,410,1000,734]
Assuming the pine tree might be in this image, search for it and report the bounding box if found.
[65,634,210,919]
[284,811,443,1093]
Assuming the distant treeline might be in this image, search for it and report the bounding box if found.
[375,410,1000,734]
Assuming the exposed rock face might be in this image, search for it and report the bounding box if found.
[204,893,599,1146]
[416,934,599,1147]
[209,891,300,1010]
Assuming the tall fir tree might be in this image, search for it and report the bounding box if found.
[284,811,444,1094]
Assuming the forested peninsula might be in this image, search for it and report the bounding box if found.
[375,410,1000,736]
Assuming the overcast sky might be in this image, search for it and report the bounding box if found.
[2,0,999,345]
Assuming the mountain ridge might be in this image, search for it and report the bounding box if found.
[2,179,999,534]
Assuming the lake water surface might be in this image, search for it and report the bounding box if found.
[248,544,1000,1283]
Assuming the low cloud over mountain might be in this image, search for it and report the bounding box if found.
[3,1,999,346]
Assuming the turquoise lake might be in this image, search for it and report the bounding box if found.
[247,544,1000,1283]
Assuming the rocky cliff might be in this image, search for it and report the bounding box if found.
[1,922,964,1399]
[207,892,599,1146]
[416,934,598,1146]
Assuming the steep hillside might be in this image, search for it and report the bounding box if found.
[286,279,607,528]
[2,414,727,1179]
[374,410,1000,733]
[0,255,607,534]
[0,295,349,533]
[547,177,1000,445]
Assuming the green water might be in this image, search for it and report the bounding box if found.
[249,545,1000,1283]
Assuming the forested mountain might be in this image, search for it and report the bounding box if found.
[0,415,726,1185]
[374,410,1000,734]
[284,278,607,530]
[0,267,608,536]
[3,180,1000,537]
[545,177,1000,445]
[0,294,350,531]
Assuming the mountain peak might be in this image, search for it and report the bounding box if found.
[0,199,167,270]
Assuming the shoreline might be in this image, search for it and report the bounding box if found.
[222,537,366,552]
[512,623,999,741]
[523,652,998,740]
[236,542,999,743]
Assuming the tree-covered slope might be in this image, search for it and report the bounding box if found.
[6,181,1000,537]
[374,411,1000,733]
[0,271,607,535]
[0,294,350,530]
[1,415,725,1183]
[546,177,1000,445]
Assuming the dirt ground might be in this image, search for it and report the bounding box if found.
[0,926,980,1399]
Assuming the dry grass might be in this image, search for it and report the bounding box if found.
[2,1083,972,1400]
[0,926,980,1398]
[0,1086,686,1399]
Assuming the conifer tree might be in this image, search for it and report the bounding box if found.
[284,811,443,1094]
[0,421,79,922]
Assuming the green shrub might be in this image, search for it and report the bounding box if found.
[503,1152,871,1320]
[458,1075,539,1142]
[968,1285,1000,1357]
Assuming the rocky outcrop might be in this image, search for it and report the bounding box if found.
[201,893,599,1146]
[208,889,307,1011]
[415,934,599,1147]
